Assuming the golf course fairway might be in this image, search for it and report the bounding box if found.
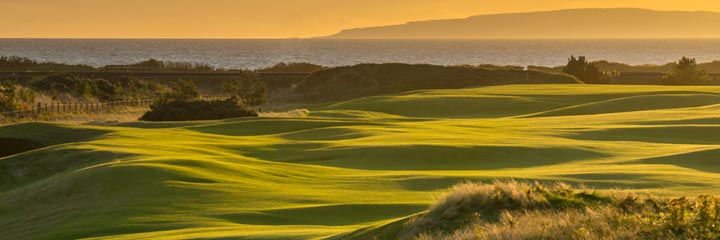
[2,84,720,239]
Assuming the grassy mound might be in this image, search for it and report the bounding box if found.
[2,85,720,239]
[315,85,720,119]
[288,63,579,103]
[0,122,110,145]
[526,94,720,117]
[362,181,720,240]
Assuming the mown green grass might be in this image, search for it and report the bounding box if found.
[2,84,720,239]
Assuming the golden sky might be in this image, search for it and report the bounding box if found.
[1,0,719,38]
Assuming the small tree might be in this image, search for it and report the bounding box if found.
[223,72,267,106]
[663,57,710,85]
[563,56,607,84]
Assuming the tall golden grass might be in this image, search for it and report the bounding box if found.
[404,181,720,240]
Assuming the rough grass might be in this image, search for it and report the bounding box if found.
[399,181,720,240]
[1,84,720,239]
[0,106,150,125]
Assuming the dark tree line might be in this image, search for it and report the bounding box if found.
[563,56,711,85]
[125,59,215,72]
[663,57,710,85]
[0,56,95,72]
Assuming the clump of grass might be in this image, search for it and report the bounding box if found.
[400,181,720,240]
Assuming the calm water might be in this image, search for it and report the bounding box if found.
[0,39,718,69]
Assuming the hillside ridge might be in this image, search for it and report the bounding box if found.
[325,8,720,39]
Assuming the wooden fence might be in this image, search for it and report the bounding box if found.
[0,95,232,120]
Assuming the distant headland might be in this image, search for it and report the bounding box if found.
[323,8,720,39]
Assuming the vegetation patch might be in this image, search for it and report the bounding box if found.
[372,181,720,240]
[287,63,579,103]
[257,62,327,73]
[3,85,720,239]
[140,99,257,121]
[0,81,34,112]
[139,77,263,121]
[29,74,163,101]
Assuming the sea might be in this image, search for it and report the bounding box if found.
[0,39,718,69]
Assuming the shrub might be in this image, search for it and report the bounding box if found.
[223,72,268,106]
[157,80,200,104]
[140,99,257,121]
[0,81,35,112]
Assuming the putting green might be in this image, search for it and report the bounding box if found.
[2,84,720,239]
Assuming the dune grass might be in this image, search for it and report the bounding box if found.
[374,181,720,240]
[1,84,720,239]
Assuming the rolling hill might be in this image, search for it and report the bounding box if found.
[325,8,720,39]
[280,63,579,103]
[2,84,720,239]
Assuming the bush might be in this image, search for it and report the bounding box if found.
[223,72,268,106]
[158,80,200,104]
[140,99,258,121]
[0,81,34,112]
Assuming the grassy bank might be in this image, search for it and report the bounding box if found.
[344,181,720,240]
[1,84,720,239]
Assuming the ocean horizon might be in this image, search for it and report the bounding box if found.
[1,38,719,69]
